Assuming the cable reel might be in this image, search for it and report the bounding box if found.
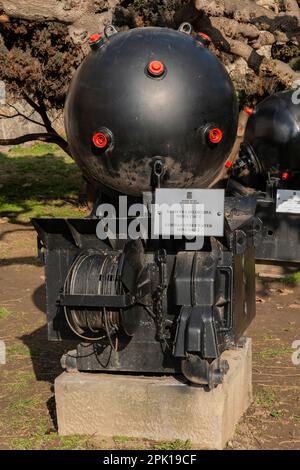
[63,241,149,343]
[64,250,123,342]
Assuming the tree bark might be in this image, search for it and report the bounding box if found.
[0,132,70,154]
[193,0,300,97]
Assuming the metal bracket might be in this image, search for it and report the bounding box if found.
[37,236,44,263]
[152,158,165,189]
[104,25,118,38]
[230,229,247,254]
[178,23,193,35]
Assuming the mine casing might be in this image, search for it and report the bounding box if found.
[33,25,259,389]
[65,26,238,196]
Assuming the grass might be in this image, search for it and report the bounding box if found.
[269,410,283,419]
[46,435,92,451]
[112,437,192,451]
[286,271,300,286]
[113,436,148,450]
[256,347,293,359]
[256,388,277,408]
[0,307,10,320]
[10,433,92,451]
[154,439,192,450]
[7,343,31,357]
[8,429,193,451]
[0,142,87,223]
[256,388,283,419]
[8,396,42,414]
[4,371,35,393]
[113,435,135,444]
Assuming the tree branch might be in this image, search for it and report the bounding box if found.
[0,132,71,155]
[217,35,300,86]
[18,92,71,155]
[22,93,42,116]
[22,93,54,131]
[36,93,55,132]
[0,103,45,127]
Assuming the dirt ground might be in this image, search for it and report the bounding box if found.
[0,220,300,450]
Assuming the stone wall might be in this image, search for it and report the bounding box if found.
[0,100,64,140]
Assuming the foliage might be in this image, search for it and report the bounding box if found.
[114,0,189,28]
[0,19,84,108]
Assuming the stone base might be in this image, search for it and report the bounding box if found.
[55,338,252,449]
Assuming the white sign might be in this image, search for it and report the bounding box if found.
[276,190,300,214]
[153,189,224,237]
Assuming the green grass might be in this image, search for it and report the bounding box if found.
[113,435,135,444]
[269,409,283,419]
[286,271,300,286]
[47,435,92,451]
[0,142,87,223]
[9,143,61,157]
[154,439,192,450]
[10,433,92,451]
[6,399,94,450]
[9,396,42,414]
[256,388,277,408]
[0,307,10,320]
[112,435,148,450]
[112,437,192,451]
[256,388,283,419]
[10,437,35,450]
[256,347,292,359]
[113,436,192,451]
[4,371,35,393]
[7,343,31,357]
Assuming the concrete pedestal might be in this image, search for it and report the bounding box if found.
[55,338,252,449]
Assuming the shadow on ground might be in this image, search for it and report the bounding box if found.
[0,145,86,224]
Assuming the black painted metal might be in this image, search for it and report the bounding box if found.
[60,293,135,308]
[65,26,238,196]
[255,198,300,262]
[245,90,300,179]
[32,24,257,388]
[230,90,300,263]
[33,199,257,388]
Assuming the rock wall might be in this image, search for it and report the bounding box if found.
[0,100,64,140]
